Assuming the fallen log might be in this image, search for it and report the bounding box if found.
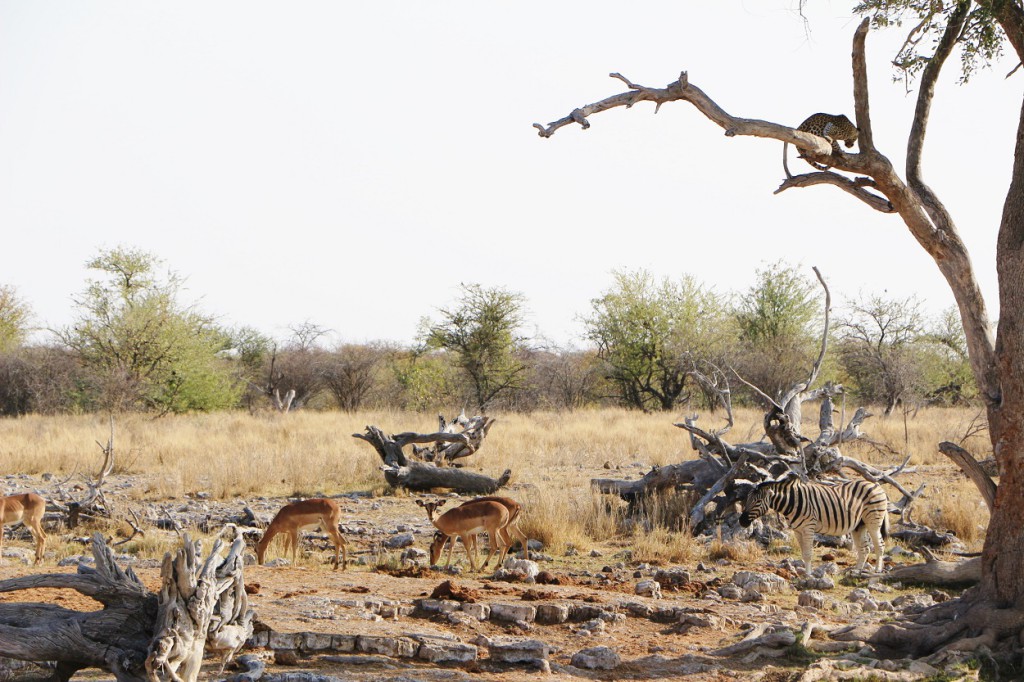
[883,554,981,586]
[591,460,720,502]
[381,462,511,493]
[354,425,471,467]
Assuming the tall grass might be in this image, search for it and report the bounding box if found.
[0,405,992,554]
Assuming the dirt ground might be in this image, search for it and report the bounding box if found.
[0,469,976,682]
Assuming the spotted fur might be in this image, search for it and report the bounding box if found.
[783,112,859,172]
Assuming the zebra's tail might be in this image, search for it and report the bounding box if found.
[881,509,890,539]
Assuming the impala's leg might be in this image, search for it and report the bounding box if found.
[479,524,500,570]
[444,535,457,567]
[510,522,529,561]
[460,533,479,572]
[26,499,46,564]
[326,523,346,570]
[289,529,300,565]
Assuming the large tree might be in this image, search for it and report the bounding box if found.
[732,261,821,401]
[60,247,240,413]
[537,0,1024,659]
[584,269,726,411]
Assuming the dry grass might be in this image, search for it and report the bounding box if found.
[0,405,993,555]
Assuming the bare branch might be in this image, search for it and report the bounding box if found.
[938,441,997,513]
[535,72,834,156]
[907,1,969,227]
[775,172,895,212]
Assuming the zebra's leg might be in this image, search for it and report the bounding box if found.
[870,525,886,572]
[797,528,815,572]
[851,529,868,571]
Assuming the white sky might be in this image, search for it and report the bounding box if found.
[1,2,1020,346]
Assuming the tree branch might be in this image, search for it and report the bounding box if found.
[535,72,834,156]
[852,19,875,152]
[774,171,894,212]
[907,1,969,217]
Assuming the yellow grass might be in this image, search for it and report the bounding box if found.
[0,405,992,554]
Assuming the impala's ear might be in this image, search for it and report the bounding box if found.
[415,499,425,508]
[436,499,447,508]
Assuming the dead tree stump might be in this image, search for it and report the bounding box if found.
[0,533,253,682]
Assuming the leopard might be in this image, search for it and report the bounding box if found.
[783,112,859,174]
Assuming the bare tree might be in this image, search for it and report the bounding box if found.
[836,293,927,415]
[320,342,389,411]
[536,4,1024,659]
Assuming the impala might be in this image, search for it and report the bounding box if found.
[0,493,46,564]
[256,498,347,570]
[461,495,530,562]
[416,498,509,572]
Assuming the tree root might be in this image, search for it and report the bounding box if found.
[831,595,1024,659]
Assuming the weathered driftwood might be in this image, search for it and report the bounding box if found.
[354,425,473,467]
[889,527,965,549]
[147,534,253,682]
[437,413,495,464]
[380,462,511,493]
[0,533,252,682]
[0,533,155,681]
[711,623,796,657]
[224,654,265,682]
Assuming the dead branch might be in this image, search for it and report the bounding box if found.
[591,460,721,503]
[938,441,996,513]
[353,424,474,467]
[535,72,835,155]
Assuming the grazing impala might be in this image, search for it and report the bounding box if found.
[416,498,509,572]
[1,493,46,564]
[460,496,529,563]
[256,498,347,570]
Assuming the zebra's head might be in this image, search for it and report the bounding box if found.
[739,482,776,527]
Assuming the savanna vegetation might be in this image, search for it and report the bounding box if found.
[0,249,974,418]
[0,405,991,559]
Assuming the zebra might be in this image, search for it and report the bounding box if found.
[739,475,889,572]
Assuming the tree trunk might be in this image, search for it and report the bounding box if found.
[984,90,1024,608]
[591,460,721,503]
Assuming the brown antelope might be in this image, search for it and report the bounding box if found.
[416,498,509,572]
[461,495,530,563]
[256,498,347,570]
[1,493,46,564]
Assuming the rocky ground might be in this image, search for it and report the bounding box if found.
[0,473,972,681]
